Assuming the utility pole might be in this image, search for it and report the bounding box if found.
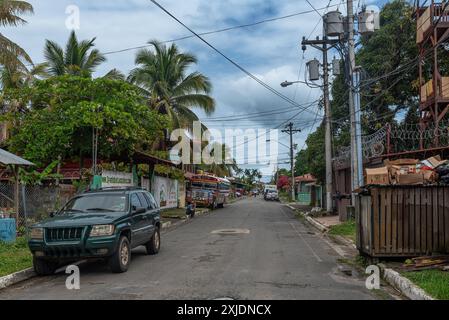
[346,0,363,199]
[282,123,301,201]
[301,36,338,213]
[322,38,333,214]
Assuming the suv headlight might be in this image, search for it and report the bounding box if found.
[30,228,44,240]
[90,225,115,237]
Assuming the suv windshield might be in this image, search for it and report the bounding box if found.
[62,194,128,213]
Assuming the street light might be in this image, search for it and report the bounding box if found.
[280,80,308,88]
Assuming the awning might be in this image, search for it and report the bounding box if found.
[0,148,34,166]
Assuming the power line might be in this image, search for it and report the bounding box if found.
[200,99,320,121]
[23,2,343,68]
[305,0,325,17]
[149,0,322,119]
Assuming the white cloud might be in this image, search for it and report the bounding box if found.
[3,0,350,176]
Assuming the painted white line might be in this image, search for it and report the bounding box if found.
[289,222,322,263]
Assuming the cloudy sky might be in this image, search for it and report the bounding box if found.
[5,0,386,180]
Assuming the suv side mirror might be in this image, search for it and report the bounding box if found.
[49,211,56,218]
[132,207,146,215]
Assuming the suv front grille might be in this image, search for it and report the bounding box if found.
[45,227,84,242]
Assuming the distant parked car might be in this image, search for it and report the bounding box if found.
[264,190,279,201]
[28,187,161,275]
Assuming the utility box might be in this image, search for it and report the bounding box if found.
[324,11,344,37]
[358,9,380,35]
[307,58,321,81]
[332,57,341,75]
[0,218,16,243]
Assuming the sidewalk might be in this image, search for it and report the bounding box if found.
[313,215,340,228]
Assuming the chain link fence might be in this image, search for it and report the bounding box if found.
[0,182,77,234]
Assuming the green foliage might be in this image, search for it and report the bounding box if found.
[295,123,325,183]
[43,30,106,77]
[3,76,168,166]
[154,164,185,181]
[19,160,62,185]
[240,168,262,186]
[128,40,215,130]
[403,270,449,300]
[0,236,32,277]
[357,0,419,127]
[328,220,356,242]
[0,0,34,69]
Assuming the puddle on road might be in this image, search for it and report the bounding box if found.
[211,229,250,235]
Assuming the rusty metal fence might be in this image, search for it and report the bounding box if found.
[0,182,76,234]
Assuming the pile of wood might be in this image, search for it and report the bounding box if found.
[402,256,449,272]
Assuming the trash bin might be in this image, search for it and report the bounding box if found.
[0,218,16,243]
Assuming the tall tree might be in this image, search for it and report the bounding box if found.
[0,0,33,68]
[128,40,215,129]
[43,30,106,77]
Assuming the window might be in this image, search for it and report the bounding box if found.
[63,194,127,213]
[137,192,150,209]
[145,192,158,209]
[130,194,142,210]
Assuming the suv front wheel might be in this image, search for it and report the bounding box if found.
[33,257,58,276]
[109,236,131,273]
[145,228,160,255]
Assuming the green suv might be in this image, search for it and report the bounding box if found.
[28,187,161,275]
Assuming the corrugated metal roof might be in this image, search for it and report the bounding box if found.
[0,149,34,166]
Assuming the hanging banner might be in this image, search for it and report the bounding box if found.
[151,176,178,209]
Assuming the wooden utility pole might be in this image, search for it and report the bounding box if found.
[282,123,301,201]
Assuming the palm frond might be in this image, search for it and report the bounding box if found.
[103,68,125,81]
[173,94,215,115]
[0,32,32,64]
[0,0,33,27]
[43,39,65,76]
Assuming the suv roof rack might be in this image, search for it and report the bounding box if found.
[86,186,145,193]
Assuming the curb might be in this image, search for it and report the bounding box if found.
[285,205,329,233]
[0,268,35,290]
[378,264,434,300]
[161,208,211,231]
[304,216,329,233]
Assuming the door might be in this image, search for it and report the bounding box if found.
[137,192,155,242]
[130,193,147,246]
[145,192,160,229]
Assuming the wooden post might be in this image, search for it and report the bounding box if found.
[13,165,20,229]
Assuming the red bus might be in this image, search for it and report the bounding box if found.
[186,174,231,209]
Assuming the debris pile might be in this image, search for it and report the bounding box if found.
[402,256,449,272]
[365,156,449,185]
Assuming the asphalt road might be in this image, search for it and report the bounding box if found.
[0,198,389,300]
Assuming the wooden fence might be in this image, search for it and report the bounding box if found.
[356,186,449,257]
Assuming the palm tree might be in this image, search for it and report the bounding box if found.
[43,30,106,77]
[0,63,48,89]
[199,143,238,177]
[128,40,215,129]
[0,0,33,68]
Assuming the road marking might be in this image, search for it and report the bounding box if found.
[289,222,322,263]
